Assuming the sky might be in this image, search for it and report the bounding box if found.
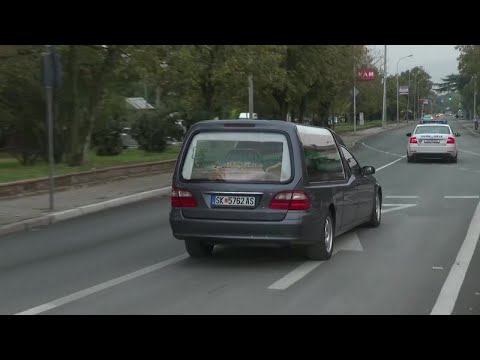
[368,45,460,83]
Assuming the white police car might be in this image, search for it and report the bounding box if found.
[406,123,460,163]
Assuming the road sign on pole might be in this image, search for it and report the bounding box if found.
[41,46,62,212]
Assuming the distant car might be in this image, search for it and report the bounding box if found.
[421,114,434,122]
[406,124,460,163]
[238,112,258,119]
[120,127,139,149]
[328,116,339,125]
[165,137,182,146]
[169,119,382,260]
[420,114,447,124]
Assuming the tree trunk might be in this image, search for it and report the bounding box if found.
[272,89,288,120]
[330,99,336,131]
[299,96,306,123]
[198,46,217,119]
[156,85,161,109]
[65,45,84,166]
[81,46,121,163]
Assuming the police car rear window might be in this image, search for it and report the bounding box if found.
[415,126,451,135]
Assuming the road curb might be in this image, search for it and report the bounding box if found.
[349,122,411,149]
[0,187,172,237]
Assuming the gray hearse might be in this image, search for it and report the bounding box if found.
[169,119,382,260]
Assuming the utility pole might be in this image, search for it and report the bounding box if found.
[413,73,416,120]
[407,71,411,122]
[248,74,254,119]
[382,45,387,129]
[353,46,357,134]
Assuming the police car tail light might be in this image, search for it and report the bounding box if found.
[447,137,455,144]
[270,191,311,210]
[171,187,198,208]
[409,137,418,144]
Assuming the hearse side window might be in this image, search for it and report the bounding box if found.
[341,147,361,176]
[297,129,345,182]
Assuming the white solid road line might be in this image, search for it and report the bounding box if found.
[381,204,417,214]
[444,196,480,199]
[15,253,189,315]
[268,232,363,290]
[376,157,405,172]
[431,199,480,315]
[361,142,404,158]
[385,196,419,199]
[268,261,324,290]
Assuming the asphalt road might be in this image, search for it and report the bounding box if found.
[1,117,479,315]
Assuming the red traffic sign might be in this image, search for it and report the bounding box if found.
[357,68,376,81]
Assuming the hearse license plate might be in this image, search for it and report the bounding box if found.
[211,195,255,207]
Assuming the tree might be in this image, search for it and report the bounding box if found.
[58,45,125,166]
[454,45,480,117]
[0,46,47,165]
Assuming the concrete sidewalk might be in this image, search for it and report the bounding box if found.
[0,173,173,229]
[0,122,409,236]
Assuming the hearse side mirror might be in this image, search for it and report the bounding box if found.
[362,166,375,176]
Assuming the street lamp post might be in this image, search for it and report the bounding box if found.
[396,54,413,124]
[248,74,254,120]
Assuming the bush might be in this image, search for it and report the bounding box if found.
[131,112,167,152]
[92,122,123,156]
[2,121,44,166]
